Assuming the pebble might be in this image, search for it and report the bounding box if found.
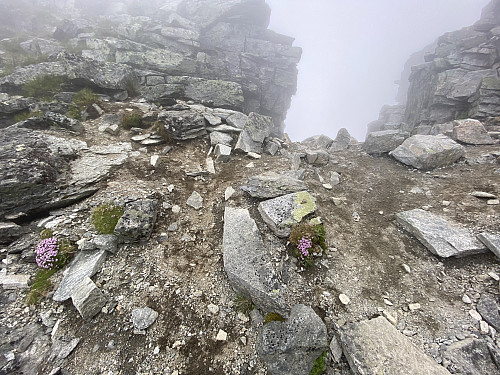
[247,152,261,159]
[150,155,160,167]
[339,294,350,305]
[207,304,219,314]
[382,310,398,326]
[192,290,203,298]
[471,191,497,199]
[224,186,235,201]
[441,201,451,207]
[240,337,247,345]
[172,205,181,214]
[383,298,393,306]
[216,329,227,341]
[153,346,160,355]
[352,212,360,222]
[322,184,333,190]
[480,321,490,335]
[462,294,472,304]
[487,199,500,205]
[409,303,421,311]
[488,272,500,281]
[469,309,482,321]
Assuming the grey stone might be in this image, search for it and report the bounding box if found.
[71,277,107,320]
[223,207,286,315]
[209,131,233,146]
[305,150,330,166]
[235,113,273,154]
[264,139,280,156]
[256,304,328,375]
[301,134,334,149]
[92,234,118,254]
[49,338,81,362]
[1,274,30,289]
[441,338,500,375]
[330,172,341,186]
[390,135,465,170]
[258,191,317,238]
[131,307,158,330]
[211,124,242,133]
[395,209,487,258]
[0,95,36,114]
[0,222,24,244]
[215,144,231,162]
[363,130,407,154]
[478,232,500,259]
[240,171,306,199]
[53,250,107,302]
[340,316,451,375]
[157,109,206,140]
[226,112,248,129]
[477,294,500,332]
[186,191,203,210]
[114,199,159,243]
[204,113,222,126]
[329,128,357,151]
[452,119,495,145]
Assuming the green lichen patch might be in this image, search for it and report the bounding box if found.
[291,191,317,223]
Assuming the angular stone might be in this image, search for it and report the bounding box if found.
[235,113,273,154]
[477,294,500,331]
[226,112,248,129]
[53,250,107,302]
[186,191,203,210]
[240,171,306,199]
[452,119,495,145]
[0,222,24,244]
[395,209,487,258]
[390,135,465,170]
[478,232,500,259]
[131,307,158,331]
[258,191,317,238]
[329,128,357,152]
[114,198,158,243]
[215,144,231,162]
[340,316,451,375]
[301,134,333,149]
[157,109,207,140]
[441,338,500,375]
[71,277,107,320]
[256,304,328,375]
[49,338,81,362]
[92,234,118,254]
[209,131,233,146]
[305,150,330,166]
[1,274,30,289]
[363,130,407,155]
[223,207,286,315]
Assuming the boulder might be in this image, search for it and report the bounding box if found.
[258,191,316,238]
[157,109,206,140]
[478,232,500,258]
[240,171,306,199]
[301,134,333,149]
[0,222,24,244]
[329,128,357,152]
[390,135,464,170]
[477,294,500,331]
[53,250,107,302]
[0,94,37,115]
[363,130,407,154]
[305,150,330,166]
[395,209,488,258]
[235,112,273,154]
[452,119,495,145]
[71,277,107,320]
[209,131,233,146]
[340,316,451,375]
[114,198,159,243]
[223,207,286,315]
[441,339,500,374]
[256,304,328,375]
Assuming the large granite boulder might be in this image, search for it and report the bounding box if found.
[240,171,306,199]
[451,119,495,145]
[389,135,464,170]
[256,304,328,375]
[395,209,488,258]
[363,130,407,155]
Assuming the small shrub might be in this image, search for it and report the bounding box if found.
[289,223,326,268]
[233,294,254,315]
[310,350,327,375]
[26,268,57,305]
[13,110,43,123]
[67,88,99,120]
[264,312,285,324]
[92,202,124,234]
[23,75,64,98]
[121,113,142,129]
[40,228,54,239]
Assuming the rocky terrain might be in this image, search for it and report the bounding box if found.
[0,1,500,375]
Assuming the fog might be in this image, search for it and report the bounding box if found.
[266,0,491,141]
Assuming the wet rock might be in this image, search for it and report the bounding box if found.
[441,338,500,375]
[186,191,203,210]
[235,112,273,154]
[53,250,107,302]
[114,198,159,243]
[71,277,107,320]
[258,191,316,237]
[478,232,500,258]
[131,307,158,331]
[363,130,407,154]
[340,316,451,375]
[390,134,464,170]
[452,119,495,145]
[477,294,500,331]
[256,304,327,375]
[240,171,306,199]
[396,209,487,258]
[223,207,286,315]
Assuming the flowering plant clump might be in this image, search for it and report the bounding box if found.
[289,223,326,268]
[36,237,60,269]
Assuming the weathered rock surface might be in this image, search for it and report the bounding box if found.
[71,277,107,320]
[301,134,333,149]
[305,150,330,166]
[214,143,231,162]
[478,232,500,258]
[329,128,357,152]
[363,130,407,155]
[476,294,500,331]
[452,119,495,145]
[340,316,452,375]
[53,250,107,302]
[157,109,206,140]
[209,131,233,146]
[114,198,159,243]
[131,307,158,331]
[389,135,465,170]
[256,304,327,375]
[395,209,487,258]
[240,171,306,199]
[258,191,316,237]
[235,112,273,154]
[441,338,500,375]
[223,207,286,315]
[186,191,203,210]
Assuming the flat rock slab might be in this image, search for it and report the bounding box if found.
[452,119,495,145]
[131,307,158,331]
[258,191,317,238]
[441,338,500,375]
[223,207,286,315]
[114,198,159,243]
[395,209,487,258]
[71,277,107,320]
[478,232,500,259]
[340,316,451,375]
[53,249,107,302]
[476,294,500,331]
[389,134,464,170]
[240,171,306,199]
[256,304,328,375]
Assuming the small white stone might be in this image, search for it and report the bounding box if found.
[339,294,350,305]
[383,298,393,306]
[379,211,384,215]
[245,162,255,168]
[207,304,219,314]
[237,312,249,323]
[240,336,247,345]
[322,184,333,190]
[153,346,160,355]
[462,294,472,304]
[150,155,160,167]
[409,303,421,311]
[441,200,451,207]
[487,199,500,205]
[224,186,235,201]
[216,329,227,341]
[192,290,203,298]
[402,264,411,273]
[488,272,500,281]
[167,184,175,192]
[480,321,490,335]
[172,205,181,214]
[469,309,482,321]
[382,310,398,326]
[206,157,216,174]
[247,152,261,159]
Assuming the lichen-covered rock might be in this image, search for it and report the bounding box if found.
[114,198,159,243]
[157,109,206,140]
[452,119,495,145]
[363,130,408,155]
[241,171,306,199]
[235,112,274,154]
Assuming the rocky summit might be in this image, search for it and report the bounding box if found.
[0,1,499,375]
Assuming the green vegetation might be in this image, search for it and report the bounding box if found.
[13,110,43,123]
[67,88,100,120]
[92,202,124,234]
[289,222,327,268]
[22,75,64,98]
[121,113,143,129]
[264,312,286,324]
[233,294,254,315]
[26,267,58,305]
[309,350,327,375]
[126,79,140,98]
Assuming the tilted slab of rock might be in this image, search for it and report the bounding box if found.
[256,304,327,375]
[478,232,500,258]
[363,130,408,155]
[114,198,159,243]
[235,112,273,154]
[71,277,107,320]
[390,135,464,170]
[258,191,316,238]
[441,338,500,375]
[223,207,286,315]
[340,316,452,375]
[395,209,487,258]
[53,250,107,302]
[477,294,500,332]
[452,119,495,145]
[240,171,306,199]
[157,109,207,140]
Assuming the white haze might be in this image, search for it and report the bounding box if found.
[266,0,491,141]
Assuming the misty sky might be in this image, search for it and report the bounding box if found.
[266,0,491,141]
